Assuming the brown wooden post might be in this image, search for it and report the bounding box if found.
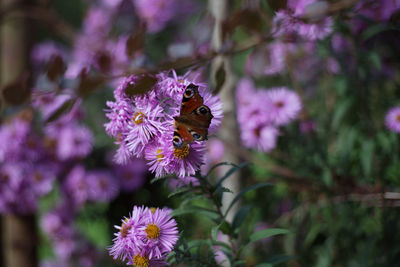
[0,0,37,266]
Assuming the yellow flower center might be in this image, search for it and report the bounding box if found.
[156,149,164,162]
[397,115,400,122]
[145,224,160,239]
[132,112,145,125]
[120,221,131,238]
[173,145,190,159]
[150,207,157,214]
[133,254,149,267]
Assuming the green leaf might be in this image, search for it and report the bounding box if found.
[206,162,235,177]
[265,254,294,264]
[168,187,192,198]
[361,139,374,177]
[332,99,352,129]
[46,98,77,123]
[219,220,232,235]
[255,254,294,266]
[225,183,272,216]
[213,62,226,95]
[255,264,273,267]
[211,225,219,241]
[215,162,248,189]
[249,228,290,244]
[171,206,219,220]
[232,205,251,230]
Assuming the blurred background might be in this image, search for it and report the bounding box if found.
[1,0,400,266]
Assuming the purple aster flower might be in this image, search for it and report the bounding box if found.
[263,87,302,126]
[144,140,170,178]
[272,0,333,41]
[113,137,132,165]
[126,104,166,157]
[106,70,222,178]
[86,170,119,202]
[29,164,58,196]
[246,41,296,77]
[41,204,75,238]
[62,165,90,207]
[31,41,68,67]
[241,124,279,152]
[385,106,400,133]
[133,0,180,33]
[83,6,112,36]
[113,158,147,192]
[127,253,167,266]
[109,206,148,261]
[104,99,134,138]
[138,207,179,259]
[56,124,93,160]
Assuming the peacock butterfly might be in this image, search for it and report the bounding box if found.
[173,84,213,148]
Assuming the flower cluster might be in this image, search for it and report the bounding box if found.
[104,70,223,178]
[272,0,333,41]
[40,203,99,267]
[133,0,193,33]
[109,206,179,266]
[236,78,302,152]
[0,112,58,214]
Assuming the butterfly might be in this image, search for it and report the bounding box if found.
[173,84,213,148]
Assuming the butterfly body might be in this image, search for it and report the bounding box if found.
[173,84,213,148]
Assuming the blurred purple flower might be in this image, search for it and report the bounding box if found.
[62,165,90,207]
[133,0,192,33]
[56,124,93,160]
[87,170,119,202]
[263,87,302,126]
[273,0,333,41]
[113,158,147,192]
[241,124,279,153]
[31,41,68,66]
[300,120,316,134]
[385,106,400,133]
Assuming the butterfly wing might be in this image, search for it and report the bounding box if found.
[173,84,214,148]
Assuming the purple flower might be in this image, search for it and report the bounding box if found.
[31,41,67,67]
[105,99,134,138]
[126,104,166,157]
[109,206,148,261]
[272,0,333,41]
[385,106,400,133]
[133,0,180,33]
[86,170,119,202]
[113,158,147,192]
[241,124,279,152]
[56,124,93,160]
[246,41,296,77]
[62,165,90,207]
[106,70,223,178]
[263,87,302,126]
[138,207,179,259]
